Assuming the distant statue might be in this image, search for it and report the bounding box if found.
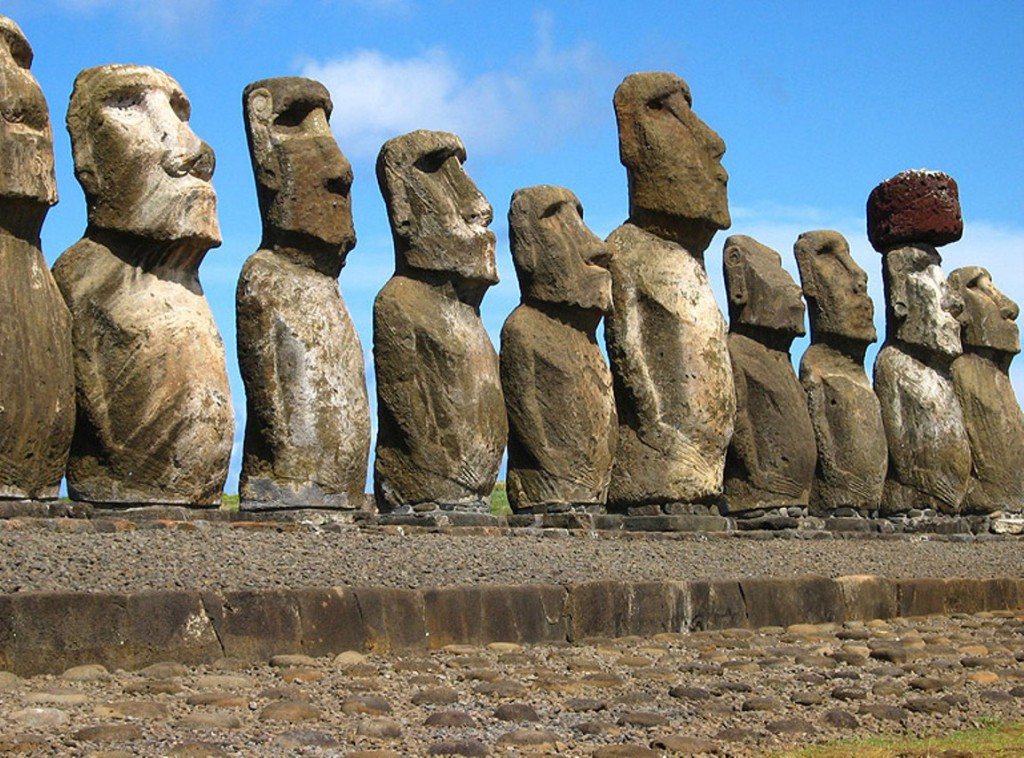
[0,16,74,500]
[604,71,735,509]
[869,170,970,514]
[52,65,233,506]
[373,130,506,511]
[947,266,1024,512]
[501,185,616,512]
[722,235,815,511]
[794,230,887,513]
[236,77,370,510]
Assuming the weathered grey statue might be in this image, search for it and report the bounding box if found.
[794,230,887,513]
[501,186,616,512]
[947,266,1024,512]
[236,77,370,510]
[604,72,735,509]
[373,130,506,511]
[52,65,233,506]
[723,235,815,511]
[0,17,74,500]
[869,170,970,514]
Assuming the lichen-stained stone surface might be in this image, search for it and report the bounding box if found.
[52,65,232,506]
[874,246,970,515]
[236,77,370,510]
[603,72,734,509]
[722,235,815,511]
[795,230,887,513]
[947,266,1024,512]
[501,185,615,512]
[373,130,506,511]
[867,170,963,253]
[0,16,74,500]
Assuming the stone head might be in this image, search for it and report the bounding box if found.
[723,235,805,338]
[867,170,962,253]
[66,64,220,248]
[244,77,354,269]
[948,266,1020,355]
[613,71,730,250]
[376,129,496,284]
[883,245,963,359]
[0,16,57,213]
[508,185,612,314]
[794,230,876,345]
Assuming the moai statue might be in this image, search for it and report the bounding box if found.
[501,186,616,512]
[0,17,74,500]
[236,77,370,510]
[373,130,506,512]
[604,72,735,509]
[794,230,887,514]
[722,235,815,511]
[947,266,1024,512]
[868,170,970,514]
[52,65,233,506]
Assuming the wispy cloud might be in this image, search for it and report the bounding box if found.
[299,12,612,159]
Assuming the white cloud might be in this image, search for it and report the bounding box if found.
[302,48,528,159]
[299,12,612,160]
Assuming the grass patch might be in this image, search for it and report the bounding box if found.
[220,493,239,511]
[774,719,1024,757]
[490,481,511,516]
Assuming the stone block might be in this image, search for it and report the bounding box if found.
[836,575,898,622]
[739,576,845,628]
[351,587,426,652]
[622,515,729,532]
[685,580,747,631]
[293,588,366,656]
[422,585,567,648]
[567,581,687,641]
[866,170,962,252]
[201,589,302,660]
[897,578,948,617]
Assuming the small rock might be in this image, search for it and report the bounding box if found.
[904,697,951,714]
[334,650,368,666]
[669,686,712,701]
[11,706,70,729]
[767,718,813,734]
[714,727,757,742]
[25,689,90,706]
[980,690,1015,704]
[741,697,781,711]
[94,701,169,719]
[168,743,231,757]
[259,701,321,722]
[831,687,867,701]
[269,653,318,668]
[0,734,49,753]
[618,710,669,726]
[791,691,825,706]
[425,710,476,727]
[486,642,523,653]
[497,728,558,747]
[342,695,392,715]
[426,739,489,756]
[493,703,539,722]
[823,709,859,728]
[858,704,908,722]
[564,698,606,712]
[140,661,187,679]
[0,671,22,691]
[651,735,720,754]
[473,680,527,697]
[357,719,403,738]
[412,686,460,705]
[908,676,944,692]
[592,747,661,758]
[177,713,243,730]
[967,671,1000,684]
[62,663,110,681]
[186,692,247,707]
[195,675,251,690]
[72,724,145,742]
[271,730,341,749]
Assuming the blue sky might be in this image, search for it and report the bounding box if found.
[9,1,1024,494]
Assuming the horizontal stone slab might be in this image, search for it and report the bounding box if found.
[0,575,1021,677]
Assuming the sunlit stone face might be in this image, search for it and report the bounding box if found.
[794,230,876,345]
[377,129,496,284]
[509,185,612,314]
[67,64,220,247]
[948,266,1020,355]
[724,235,805,338]
[0,17,56,207]
[884,246,962,359]
[245,77,354,262]
[614,72,730,240]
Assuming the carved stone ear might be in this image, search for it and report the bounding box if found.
[724,247,747,304]
[245,88,277,182]
[892,299,909,319]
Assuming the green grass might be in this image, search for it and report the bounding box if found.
[773,719,1024,757]
[220,493,239,511]
[490,481,511,516]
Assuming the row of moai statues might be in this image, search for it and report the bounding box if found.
[2,15,1021,518]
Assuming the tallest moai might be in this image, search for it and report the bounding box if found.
[0,16,75,500]
[604,72,735,509]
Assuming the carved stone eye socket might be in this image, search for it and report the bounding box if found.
[414,149,450,174]
[0,98,47,130]
[274,103,313,128]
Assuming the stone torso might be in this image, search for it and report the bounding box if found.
[500,304,616,510]
[951,352,1024,512]
[873,344,970,514]
[0,235,74,499]
[604,223,734,507]
[236,250,370,509]
[724,332,815,510]
[52,236,233,505]
[799,343,887,513]
[373,274,506,510]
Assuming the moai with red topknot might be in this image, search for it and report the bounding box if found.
[869,170,970,515]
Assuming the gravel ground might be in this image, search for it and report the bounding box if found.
[0,528,1020,594]
[1,611,1022,756]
